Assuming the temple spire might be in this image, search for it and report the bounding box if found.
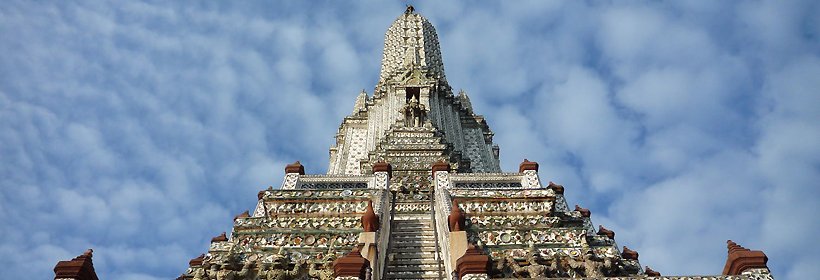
[378,6,446,84]
[328,7,501,176]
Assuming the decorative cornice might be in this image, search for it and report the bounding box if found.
[622,246,639,260]
[598,225,615,239]
[432,161,451,177]
[333,247,370,279]
[548,181,565,194]
[285,161,305,175]
[210,232,228,243]
[518,159,539,173]
[722,240,768,275]
[53,249,99,280]
[188,254,205,267]
[456,245,490,280]
[372,161,392,178]
[233,210,249,220]
[575,204,591,217]
[645,266,661,276]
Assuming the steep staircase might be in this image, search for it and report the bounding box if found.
[384,193,445,279]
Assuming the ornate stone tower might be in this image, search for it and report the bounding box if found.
[327,7,501,190]
[63,6,772,280]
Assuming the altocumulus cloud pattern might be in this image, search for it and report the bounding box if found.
[1,1,818,280]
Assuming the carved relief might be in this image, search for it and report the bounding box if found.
[469,229,584,247]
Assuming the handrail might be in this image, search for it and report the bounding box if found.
[381,191,397,280]
[430,190,444,280]
[433,186,454,279]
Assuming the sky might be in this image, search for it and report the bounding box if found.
[1,1,818,279]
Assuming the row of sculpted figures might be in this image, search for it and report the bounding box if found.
[186,250,342,280]
[489,245,643,278]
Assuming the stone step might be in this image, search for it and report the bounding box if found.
[389,247,438,253]
[393,227,434,232]
[392,235,436,242]
[387,265,439,275]
[393,219,432,221]
[393,217,432,220]
[389,251,437,260]
[390,231,436,237]
[393,221,432,225]
[393,231,434,236]
[393,235,436,240]
[387,260,443,266]
[392,229,434,233]
[390,246,438,252]
[392,239,437,245]
[393,221,433,227]
[392,224,433,229]
[392,235,436,240]
[393,222,433,230]
[384,275,442,279]
[385,265,442,273]
[387,259,443,266]
[384,271,443,279]
[393,239,437,245]
[393,232,434,236]
[393,219,433,223]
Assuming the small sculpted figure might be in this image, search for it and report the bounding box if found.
[504,251,560,278]
[567,254,586,277]
[307,260,335,280]
[208,264,219,280]
[255,261,271,280]
[447,200,466,232]
[361,200,380,232]
[191,267,206,280]
[216,263,236,280]
[582,250,606,278]
[236,260,255,280]
[269,256,304,280]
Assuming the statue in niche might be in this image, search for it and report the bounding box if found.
[401,94,426,127]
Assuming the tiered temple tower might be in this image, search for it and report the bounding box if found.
[327,6,501,187]
[54,6,774,280]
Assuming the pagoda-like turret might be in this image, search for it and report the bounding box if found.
[328,6,500,188]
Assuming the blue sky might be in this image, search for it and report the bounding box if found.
[1,1,818,279]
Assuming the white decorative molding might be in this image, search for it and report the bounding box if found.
[280,173,299,190]
[462,273,490,280]
[373,171,389,190]
[435,170,451,190]
[521,170,541,188]
[251,199,266,217]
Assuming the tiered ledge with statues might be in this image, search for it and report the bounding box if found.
[175,161,393,280]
